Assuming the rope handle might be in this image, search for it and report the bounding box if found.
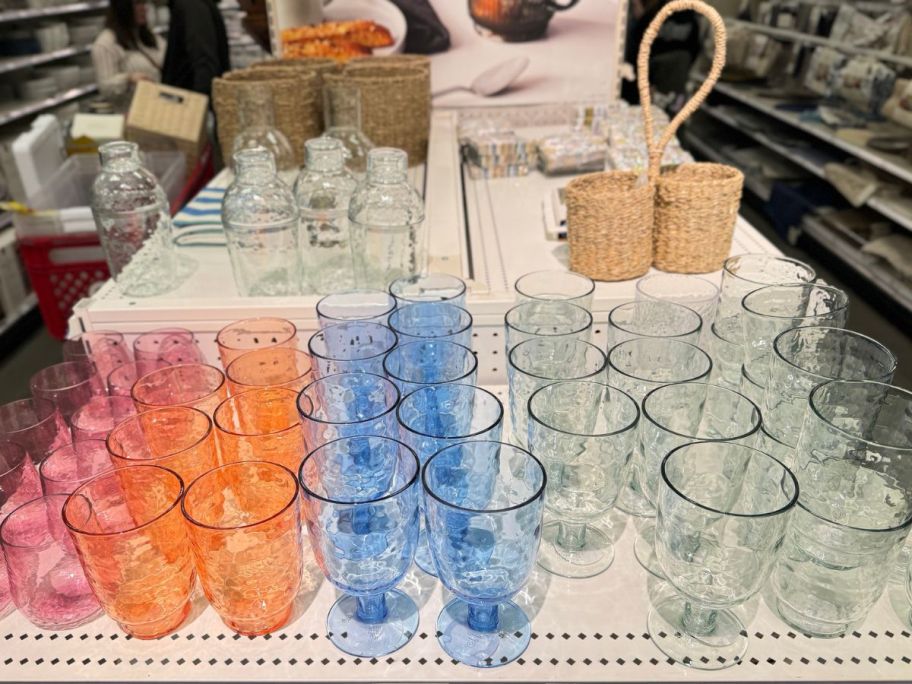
[636,0,727,183]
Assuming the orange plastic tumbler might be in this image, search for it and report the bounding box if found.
[215,317,298,369]
[131,364,227,417]
[225,347,313,395]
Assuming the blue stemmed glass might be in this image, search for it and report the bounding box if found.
[423,441,546,668]
[299,436,420,657]
[316,290,398,328]
[383,340,477,397]
[397,385,503,576]
[389,273,467,308]
[297,372,400,447]
[308,322,398,377]
[388,303,472,348]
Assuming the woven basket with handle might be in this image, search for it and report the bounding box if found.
[639,0,743,273]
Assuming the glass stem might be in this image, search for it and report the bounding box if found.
[556,521,587,551]
[356,593,388,624]
[682,602,717,637]
[467,602,499,633]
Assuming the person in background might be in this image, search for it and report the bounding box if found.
[161,0,230,98]
[91,0,165,103]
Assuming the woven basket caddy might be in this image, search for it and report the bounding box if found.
[566,171,654,281]
[212,67,321,165]
[251,57,342,83]
[347,55,431,72]
[330,62,431,164]
[639,0,743,273]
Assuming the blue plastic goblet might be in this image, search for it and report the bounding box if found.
[423,441,546,668]
[397,385,503,576]
[299,436,420,657]
[387,303,472,348]
[297,372,399,448]
[383,340,478,397]
[308,322,398,377]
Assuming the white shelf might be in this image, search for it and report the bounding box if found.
[0,0,106,23]
[0,83,97,127]
[702,103,912,233]
[0,292,37,337]
[802,214,912,313]
[0,44,91,75]
[713,81,912,187]
[727,18,912,69]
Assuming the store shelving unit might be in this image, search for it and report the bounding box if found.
[0,83,98,127]
[0,0,106,24]
[0,44,90,75]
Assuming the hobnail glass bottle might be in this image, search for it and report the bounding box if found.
[231,83,298,186]
[348,147,425,289]
[323,81,374,177]
[222,147,300,297]
[91,140,176,297]
[294,137,359,295]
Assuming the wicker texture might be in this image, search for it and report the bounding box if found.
[566,171,654,281]
[212,67,321,165]
[333,62,430,164]
[347,55,431,72]
[638,0,743,273]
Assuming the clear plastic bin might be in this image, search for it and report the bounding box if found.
[12,151,187,238]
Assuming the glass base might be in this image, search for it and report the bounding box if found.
[648,596,747,670]
[772,596,852,638]
[537,521,614,579]
[120,599,191,639]
[616,481,656,518]
[437,599,531,668]
[327,590,418,657]
[633,521,665,579]
[415,529,438,577]
[222,601,293,636]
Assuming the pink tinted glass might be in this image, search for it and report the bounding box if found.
[0,397,70,464]
[29,361,105,423]
[0,442,42,617]
[39,440,114,495]
[70,396,137,442]
[63,331,131,380]
[133,328,205,365]
[107,360,168,397]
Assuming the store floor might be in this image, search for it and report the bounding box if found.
[1,212,910,405]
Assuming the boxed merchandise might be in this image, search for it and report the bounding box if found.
[125,82,208,167]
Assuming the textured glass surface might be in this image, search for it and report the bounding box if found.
[299,436,419,657]
[607,300,702,346]
[771,380,912,637]
[387,303,472,348]
[389,273,467,308]
[308,322,398,377]
[718,253,815,322]
[322,81,374,177]
[132,328,203,366]
[0,397,70,464]
[508,338,606,448]
[182,461,303,635]
[514,269,595,310]
[225,347,313,395]
[504,300,592,356]
[297,372,399,448]
[701,318,743,391]
[62,331,131,381]
[635,273,719,323]
[528,381,638,578]
[39,440,114,495]
[70,396,136,442]
[383,340,478,397]
[216,317,298,369]
[91,141,175,297]
[130,364,227,417]
[231,83,297,185]
[316,289,397,327]
[0,442,42,618]
[650,442,797,669]
[29,361,105,424]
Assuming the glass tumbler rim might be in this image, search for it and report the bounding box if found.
[382,340,478,386]
[396,384,503,440]
[0,493,69,550]
[722,253,817,284]
[133,327,196,355]
[606,338,712,383]
[39,439,113,487]
[635,272,720,299]
[514,269,595,301]
[808,380,912,453]
[508,338,607,381]
[106,405,213,463]
[316,289,397,322]
[504,300,593,337]
[307,322,399,362]
[387,303,473,339]
[642,382,762,443]
[0,397,59,436]
[660,442,799,519]
[215,317,298,353]
[388,272,467,303]
[741,283,849,320]
[297,435,420,506]
[422,440,547,515]
[0,440,30,479]
[296,372,400,426]
[608,300,703,340]
[772,325,898,382]
[63,464,185,538]
[213,387,300,438]
[30,360,97,392]
[225,347,313,389]
[130,363,226,407]
[181,460,299,532]
[528,380,639,438]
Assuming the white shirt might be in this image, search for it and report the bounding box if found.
[91,28,166,100]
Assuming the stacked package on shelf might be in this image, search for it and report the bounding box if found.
[460,121,536,179]
[605,106,693,173]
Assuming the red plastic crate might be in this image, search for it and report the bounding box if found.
[17,146,215,340]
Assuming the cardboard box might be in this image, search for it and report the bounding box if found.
[125,82,208,167]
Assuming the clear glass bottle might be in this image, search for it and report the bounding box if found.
[222,147,300,297]
[91,141,176,297]
[348,148,425,289]
[231,83,298,187]
[294,137,359,295]
[323,81,374,177]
